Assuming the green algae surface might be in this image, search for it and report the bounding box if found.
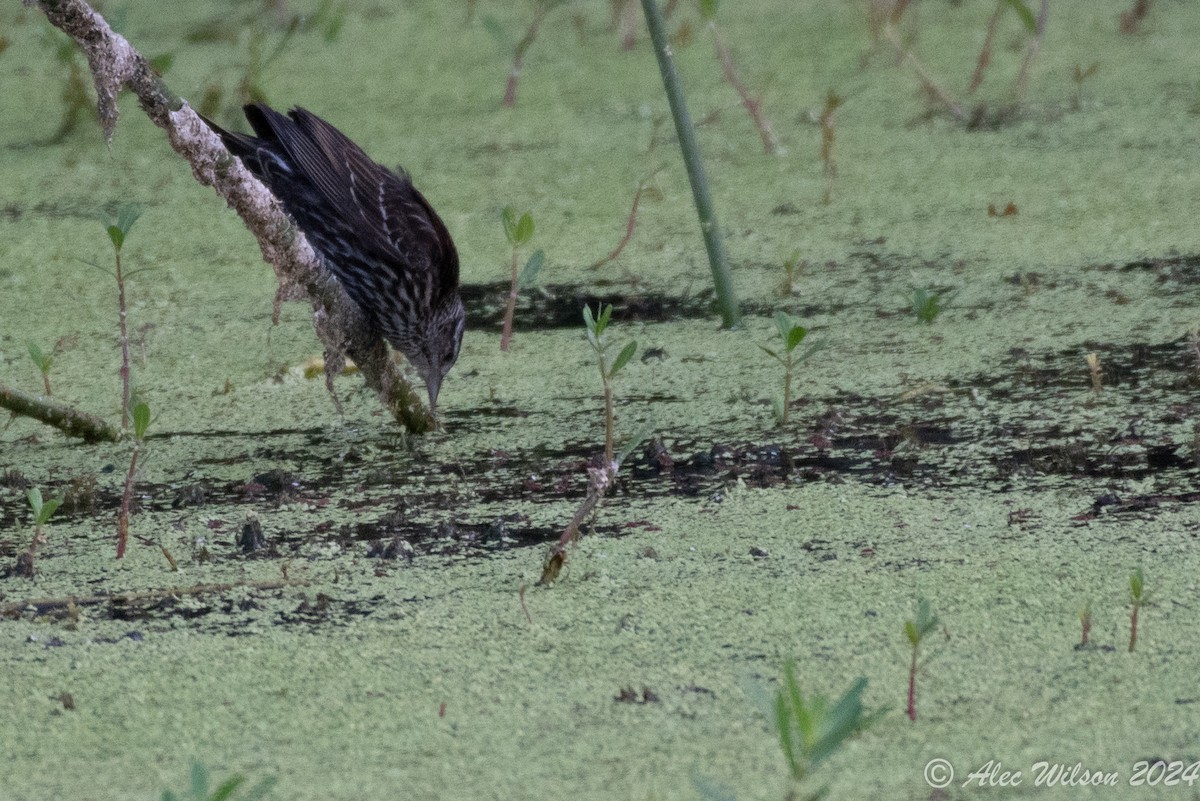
[2,2,1200,800]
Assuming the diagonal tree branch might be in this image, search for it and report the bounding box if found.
[26,0,435,434]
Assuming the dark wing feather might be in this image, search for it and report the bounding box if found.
[244,105,459,300]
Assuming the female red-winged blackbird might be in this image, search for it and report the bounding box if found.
[206,103,465,410]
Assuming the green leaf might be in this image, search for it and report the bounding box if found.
[518,249,544,288]
[785,324,808,353]
[27,342,51,373]
[775,679,800,778]
[596,303,613,335]
[773,310,794,343]
[907,598,938,645]
[26,487,43,516]
[133,401,151,441]
[115,204,141,241]
[616,420,655,466]
[514,212,534,246]
[795,340,829,366]
[501,206,518,245]
[207,775,246,801]
[582,304,596,333]
[698,0,719,22]
[237,777,277,801]
[38,494,63,525]
[190,762,209,800]
[758,344,781,363]
[610,340,638,376]
[107,224,125,250]
[1002,0,1037,32]
[1130,567,1144,601]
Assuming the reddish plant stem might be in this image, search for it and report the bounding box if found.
[500,250,519,351]
[115,250,131,430]
[969,2,1004,94]
[709,21,781,155]
[590,176,656,269]
[1080,611,1091,648]
[907,648,918,721]
[1119,0,1151,34]
[818,90,841,206]
[881,13,963,120]
[503,4,550,107]
[1014,0,1048,103]
[1128,603,1140,652]
[116,443,139,559]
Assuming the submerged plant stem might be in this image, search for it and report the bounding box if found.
[640,0,740,328]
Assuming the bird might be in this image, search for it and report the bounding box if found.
[204,103,465,411]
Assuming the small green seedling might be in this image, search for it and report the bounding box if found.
[28,487,64,542]
[537,305,642,585]
[116,400,151,559]
[760,311,824,425]
[19,487,64,577]
[584,303,638,465]
[907,287,951,324]
[1128,567,1146,653]
[27,342,55,396]
[905,597,939,721]
[779,249,804,296]
[500,206,542,351]
[162,760,276,801]
[774,660,884,800]
[94,204,143,430]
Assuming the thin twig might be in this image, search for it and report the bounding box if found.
[818,90,842,205]
[590,170,661,270]
[504,2,552,107]
[882,18,963,120]
[1014,0,1048,103]
[708,21,782,155]
[538,460,617,585]
[968,2,1005,94]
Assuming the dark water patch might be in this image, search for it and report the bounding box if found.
[1089,253,1200,288]
[458,282,836,331]
[3,338,1198,622]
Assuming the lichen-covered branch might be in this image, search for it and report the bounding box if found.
[0,383,121,443]
[27,0,434,434]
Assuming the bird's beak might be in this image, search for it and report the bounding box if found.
[425,373,442,413]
